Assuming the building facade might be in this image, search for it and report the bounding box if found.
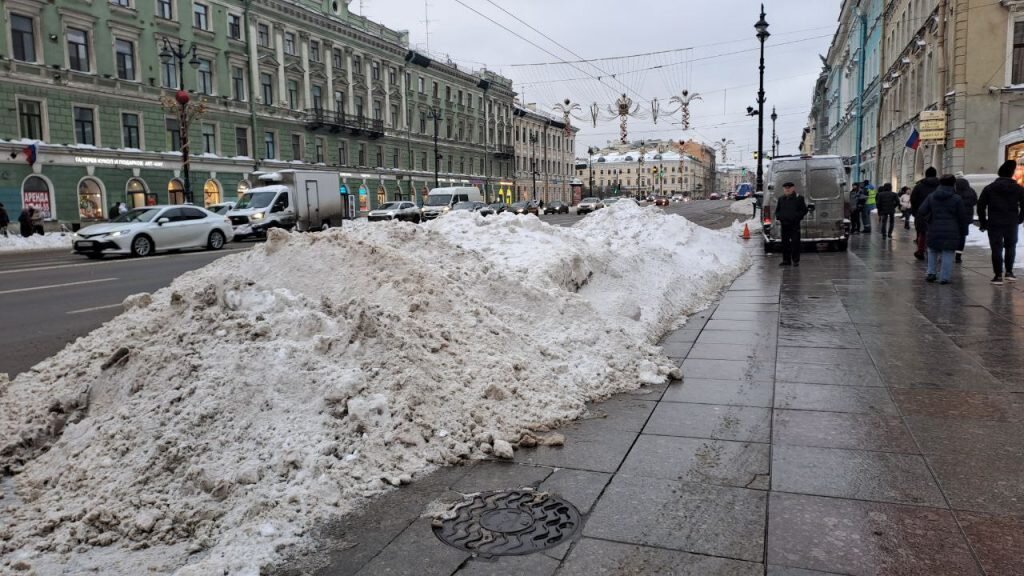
[512,103,577,204]
[717,164,749,196]
[575,139,715,199]
[0,0,516,225]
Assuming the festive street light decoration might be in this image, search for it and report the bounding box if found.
[552,98,582,137]
[669,90,702,131]
[609,93,642,144]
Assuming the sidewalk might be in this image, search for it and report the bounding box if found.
[280,225,1024,576]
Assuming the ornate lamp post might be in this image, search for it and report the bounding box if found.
[427,106,443,189]
[754,5,770,195]
[587,146,599,196]
[637,140,646,198]
[529,132,539,201]
[159,38,202,204]
[771,107,778,158]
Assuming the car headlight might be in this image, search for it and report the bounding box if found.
[251,212,265,220]
[103,230,127,238]
[443,207,451,212]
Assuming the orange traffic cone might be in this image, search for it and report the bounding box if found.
[741,223,751,240]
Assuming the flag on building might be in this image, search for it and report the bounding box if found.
[905,129,921,150]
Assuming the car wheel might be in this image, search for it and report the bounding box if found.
[207,230,226,250]
[321,221,331,231]
[131,234,154,257]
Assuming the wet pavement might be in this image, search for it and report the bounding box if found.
[279,224,1024,576]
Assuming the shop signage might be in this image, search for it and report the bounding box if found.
[919,110,947,142]
[74,156,165,168]
[22,191,52,219]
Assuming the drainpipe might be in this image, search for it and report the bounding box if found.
[244,0,259,178]
[853,6,867,184]
[876,4,887,185]
[935,0,949,171]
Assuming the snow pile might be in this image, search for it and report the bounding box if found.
[0,233,71,253]
[730,197,754,215]
[0,204,749,575]
[965,224,1024,269]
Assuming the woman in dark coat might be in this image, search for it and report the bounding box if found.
[954,177,978,263]
[919,175,970,284]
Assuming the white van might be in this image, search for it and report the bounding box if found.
[762,155,849,252]
[227,170,343,238]
[420,187,483,220]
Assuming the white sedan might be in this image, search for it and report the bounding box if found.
[72,205,234,259]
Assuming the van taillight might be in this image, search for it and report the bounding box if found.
[762,205,772,226]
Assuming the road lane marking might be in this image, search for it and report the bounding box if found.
[0,278,117,295]
[0,247,252,276]
[66,303,124,315]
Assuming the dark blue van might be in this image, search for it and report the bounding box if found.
[735,183,754,199]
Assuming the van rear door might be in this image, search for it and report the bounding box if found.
[803,163,844,240]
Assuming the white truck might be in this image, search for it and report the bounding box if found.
[420,186,483,220]
[227,170,343,239]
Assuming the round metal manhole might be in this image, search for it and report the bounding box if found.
[432,490,581,557]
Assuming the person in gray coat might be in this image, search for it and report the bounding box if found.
[919,175,970,284]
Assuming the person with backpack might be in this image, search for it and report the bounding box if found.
[919,175,970,285]
[954,177,978,263]
[899,186,913,229]
[977,160,1024,285]
[875,183,900,239]
[911,167,940,260]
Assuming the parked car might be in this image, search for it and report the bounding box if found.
[671,194,685,202]
[603,197,621,207]
[762,154,849,252]
[577,197,604,215]
[654,196,670,206]
[207,202,236,215]
[452,201,489,214]
[478,203,496,216]
[368,201,421,222]
[510,201,540,215]
[543,201,570,214]
[708,193,722,200]
[488,202,509,214]
[72,205,233,259]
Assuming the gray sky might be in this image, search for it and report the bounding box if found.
[356,0,841,168]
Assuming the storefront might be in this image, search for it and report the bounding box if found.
[1003,136,1024,186]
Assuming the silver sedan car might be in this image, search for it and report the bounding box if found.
[368,201,422,223]
[72,205,233,259]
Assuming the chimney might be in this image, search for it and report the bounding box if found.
[527,103,537,112]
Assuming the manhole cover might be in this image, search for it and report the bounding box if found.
[432,490,581,557]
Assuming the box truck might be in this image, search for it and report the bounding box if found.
[227,170,344,238]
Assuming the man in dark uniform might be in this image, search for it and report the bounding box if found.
[776,182,809,267]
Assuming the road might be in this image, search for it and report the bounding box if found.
[0,200,736,377]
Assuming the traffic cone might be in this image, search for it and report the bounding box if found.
[741,223,751,240]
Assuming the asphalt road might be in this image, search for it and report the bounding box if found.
[0,200,736,377]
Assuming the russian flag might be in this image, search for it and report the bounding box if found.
[905,129,921,150]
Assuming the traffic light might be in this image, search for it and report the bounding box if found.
[752,151,759,160]
[651,167,658,174]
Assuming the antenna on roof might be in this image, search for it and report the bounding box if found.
[422,0,434,52]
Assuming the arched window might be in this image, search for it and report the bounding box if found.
[22,176,54,220]
[126,178,149,208]
[203,179,222,206]
[168,179,185,204]
[78,177,104,220]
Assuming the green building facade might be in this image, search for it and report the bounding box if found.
[0,0,516,225]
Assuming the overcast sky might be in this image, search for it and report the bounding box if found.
[356,0,841,167]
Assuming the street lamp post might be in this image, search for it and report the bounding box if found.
[754,5,770,195]
[587,146,599,197]
[529,132,539,201]
[159,38,201,204]
[637,140,646,199]
[771,107,778,159]
[427,106,442,189]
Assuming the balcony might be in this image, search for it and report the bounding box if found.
[305,109,384,139]
[491,144,514,159]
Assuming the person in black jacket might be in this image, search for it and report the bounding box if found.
[953,177,978,263]
[919,175,969,284]
[776,182,809,267]
[910,167,940,260]
[0,202,9,237]
[977,160,1024,284]
[875,183,900,238]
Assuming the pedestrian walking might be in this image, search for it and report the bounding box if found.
[776,182,809,267]
[919,175,969,285]
[118,202,128,216]
[875,183,900,238]
[899,186,912,229]
[863,180,876,233]
[977,160,1024,285]
[954,177,978,263]
[849,184,863,234]
[17,207,33,237]
[29,206,44,235]
[0,202,9,237]
[109,202,120,220]
[911,167,940,260]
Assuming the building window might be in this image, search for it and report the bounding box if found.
[161,59,177,88]
[203,180,221,206]
[168,179,185,204]
[260,72,274,105]
[11,14,36,62]
[157,0,173,19]
[388,67,396,85]
[420,151,427,170]
[231,66,246,101]
[392,147,399,168]
[315,138,324,163]
[338,141,347,166]
[193,3,209,30]
[445,85,451,102]
[358,143,366,166]
[18,100,43,140]
[418,76,425,93]
[312,85,323,110]
[257,23,270,47]
[228,14,242,39]
[310,40,320,62]
[67,28,90,72]
[166,117,181,151]
[332,48,342,68]
[291,134,302,161]
[371,61,380,81]
[373,100,382,121]
[111,0,131,7]
[287,79,299,109]
[1013,21,1024,85]
[352,54,361,72]
[432,81,438,98]
[419,114,426,134]
[264,131,276,158]
[335,91,345,114]
[284,32,296,55]
[235,126,249,156]
[201,123,216,154]
[390,104,399,126]
[375,145,383,167]
[355,96,364,118]
[74,106,96,145]
[78,178,104,220]
[115,39,135,80]
[197,58,213,94]
[122,113,140,148]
